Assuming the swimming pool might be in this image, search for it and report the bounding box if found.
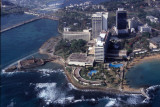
[109,63,123,68]
[88,70,98,76]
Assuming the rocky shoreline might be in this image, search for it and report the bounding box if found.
[4,57,56,72]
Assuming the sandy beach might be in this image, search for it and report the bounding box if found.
[127,54,160,69]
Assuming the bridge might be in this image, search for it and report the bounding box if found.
[1,15,59,33]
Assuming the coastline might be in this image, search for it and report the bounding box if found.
[126,54,160,70]
[38,36,144,95]
[122,53,160,94]
[4,33,159,96]
[3,12,159,97]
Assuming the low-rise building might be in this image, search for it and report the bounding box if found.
[138,24,151,33]
[146,16,159,23]
[67,53,94,66]
[63,30,91,41]
[107,50,127,57]
[133,49,148,55]
[149,37,160,49]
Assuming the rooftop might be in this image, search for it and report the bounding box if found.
[68,53,94,63]
[69,53,87,62]
[63,31,90,35]
[150,36,160,46]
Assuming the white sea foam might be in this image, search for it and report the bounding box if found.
[126,95,142,104]
[120,93,146,105]
[146,85,160,92]
[105,99,116,107]
[7,99,14,107]
[73,98,96,103]
[1,69,25,76]
[143,85,160,103]
[73,99,82,103]
[68,83,78,90]
[35,83,74,104]
[38,69,64,77]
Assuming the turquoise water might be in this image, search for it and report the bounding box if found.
[126,60,160,88]
[88,70,98,76]
[1,18,59,68]
[109,63,123,68]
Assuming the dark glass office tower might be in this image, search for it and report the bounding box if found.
[116,8,128,35]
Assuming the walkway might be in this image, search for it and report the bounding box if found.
[73,67,102,86]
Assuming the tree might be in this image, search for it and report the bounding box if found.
[142,32,150,38]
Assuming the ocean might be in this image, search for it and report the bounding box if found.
[1,16,59,68]
[126,60,160,106]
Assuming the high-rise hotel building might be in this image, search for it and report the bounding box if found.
[116,8,128,35]
[92,12,108,38]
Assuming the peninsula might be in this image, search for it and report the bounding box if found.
[4,0,160,100]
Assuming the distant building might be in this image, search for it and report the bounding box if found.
[67,53,94,66]
[92,12,108,38]
[102,12,108,31]
[116,8,128,35]
[63,27,71,32]
[63,30,91,41]
[128,17,139,30]
[107,50,127,58]
[148,0,151,6]
[149,37,160,49]
[133,49,148,55]
[138,24,151,33]
[146,16,159,23]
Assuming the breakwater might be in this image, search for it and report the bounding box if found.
[0,16,59,33]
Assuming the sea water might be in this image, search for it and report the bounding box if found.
[126,60,160,106]
[126,60,160,87]
[1,15,59,68]
[1,14,36,30]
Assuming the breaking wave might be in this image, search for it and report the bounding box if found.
[146,85,160,99]
[105,98,117,107]
[68,83,78,90]
[34,82,149,106]
[38,69,64,77]
[1,69,25,76]
[35,83,74,105]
